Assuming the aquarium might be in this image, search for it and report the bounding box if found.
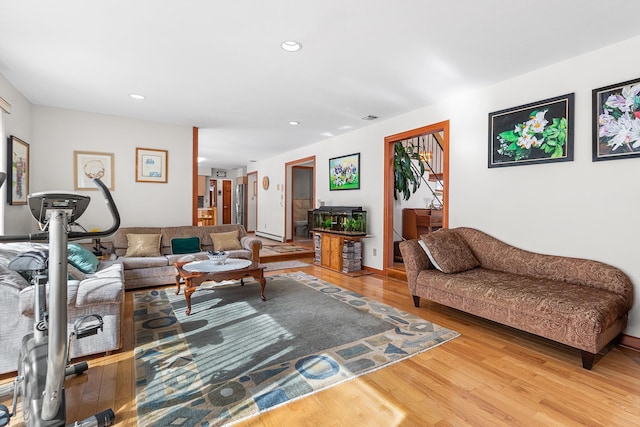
[312,206,366,236]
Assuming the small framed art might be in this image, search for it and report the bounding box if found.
[7,135,29,205]
[329,152,360,191]
[136,148,168,183]
[74,151,115,191]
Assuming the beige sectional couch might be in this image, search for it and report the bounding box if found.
[110,224,262,290]
[0,243,124,375]
[399,227,634,369]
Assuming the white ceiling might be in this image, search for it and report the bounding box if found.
[2,1,640,171]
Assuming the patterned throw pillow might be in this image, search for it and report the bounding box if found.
[209,231,242,251]
[125,234,162,257]
[421,230,479,273]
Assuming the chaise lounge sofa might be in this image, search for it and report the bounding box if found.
[110,224,262,290]
[399,227,634,369]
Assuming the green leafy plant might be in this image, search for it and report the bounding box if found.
[393,142,425,201]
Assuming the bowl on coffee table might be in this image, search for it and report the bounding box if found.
[207,251,229,264]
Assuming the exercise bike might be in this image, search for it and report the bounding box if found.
[0,176,120,427]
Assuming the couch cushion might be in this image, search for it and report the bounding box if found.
[210,231,242,251]
[166,252,208,265]
[119,256,168,269]
[421,230,479,273]
[171,236,201,254]
[125,234,161,257]
[68,243,100,274]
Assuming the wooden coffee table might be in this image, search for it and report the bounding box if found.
[174,259,266,315]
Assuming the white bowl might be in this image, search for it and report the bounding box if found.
[207,252,229,264]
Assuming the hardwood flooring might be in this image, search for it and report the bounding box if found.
[2,260,639,426]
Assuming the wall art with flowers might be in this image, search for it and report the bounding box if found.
[593,78,640,161]
[488,93,574,168]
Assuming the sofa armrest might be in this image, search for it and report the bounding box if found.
[240,236,262,263]
[76,275,123,307]
[399,239,433,295]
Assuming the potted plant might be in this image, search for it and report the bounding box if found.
[393,141,425,201]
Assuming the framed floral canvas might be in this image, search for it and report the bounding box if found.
[488,93,574,168]
[592,77,640,161]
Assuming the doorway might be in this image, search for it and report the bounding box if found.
[246,171,257,232]
[285,156,316,243]
[222,179,232,224]
[383,120,450,276]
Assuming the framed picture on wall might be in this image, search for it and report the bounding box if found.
[329,152,360,191]
[592,77,640,161]
[7,135,29,205]
[488,93,574,168]
[74,151,115,191]
[136,147,168,183]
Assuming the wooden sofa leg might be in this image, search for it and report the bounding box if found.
[581,351,595,370]
[412,295,420,307]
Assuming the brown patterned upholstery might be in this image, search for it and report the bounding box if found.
[420,229,479,273]
[400,227,634,369]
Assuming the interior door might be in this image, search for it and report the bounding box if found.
[222,180,232,224]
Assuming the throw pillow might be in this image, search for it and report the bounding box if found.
[418,239,442,271]
[210,231,242,251]
[67,243,100,274]
[421,230,479,274]
[125,233,161,257]
[171,236,201,254]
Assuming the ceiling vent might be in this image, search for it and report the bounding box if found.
[361,115,378,121]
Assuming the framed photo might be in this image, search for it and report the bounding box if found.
[329,152,360,191]
[74,151,115,191]
[136,147,168,183]
[592,77,640,161]
[488,93,574,168]
[7,136,29,205]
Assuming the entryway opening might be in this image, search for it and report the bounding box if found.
[383,121,450,279]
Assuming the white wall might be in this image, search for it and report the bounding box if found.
[0,73,33,234]
[31,106,193,230]
[250,35,640,338]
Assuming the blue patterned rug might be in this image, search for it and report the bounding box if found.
[133,272,459,426]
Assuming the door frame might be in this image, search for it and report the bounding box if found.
[383,120,450,274]
[284,156,316,242]
[246,171,258,232]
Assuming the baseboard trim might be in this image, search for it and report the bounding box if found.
[363,265,384,275]
[255,231,285,242]
[620,334,640,351]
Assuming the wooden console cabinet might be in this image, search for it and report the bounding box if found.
[313,231,364,274]
[402,208,443,240]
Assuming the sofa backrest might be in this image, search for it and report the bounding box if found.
[112,224,248,256]
[453,227,633,304]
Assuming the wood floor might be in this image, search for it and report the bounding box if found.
[2,260,640,426]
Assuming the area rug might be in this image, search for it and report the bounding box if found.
[262,243,308,253]
[262,260,310,271]
[133,272,459,426]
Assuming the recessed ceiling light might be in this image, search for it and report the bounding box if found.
[289,121,300,126]
[281,40,302,52]
[362,115,378,121]
[129,93,145,100]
